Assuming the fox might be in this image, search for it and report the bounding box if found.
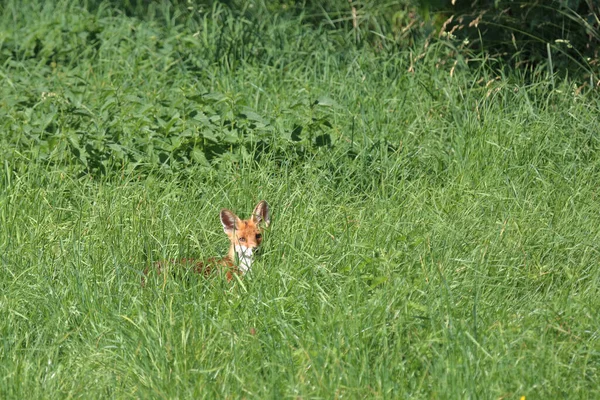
[143,200,270,284]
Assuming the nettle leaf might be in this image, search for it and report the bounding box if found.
[313,97,339,108]
[156,117,167,129]
[240,108,269,125]
[193,110,210,124]
[187,95,205,104]
[38,112,57,131]
[288,100,308,109]
[163,116,181,135]
[123,95,144,104]
[368,276,388,290]
[170,136,182,149]
[134,104,154,119]
[179,128,194,138]
[101,96,118,112]
[312,117,333,129]
[239,145,251,161]
[71,108,93,118]
[191,147,210,166]
[107,143,125,158]
[223,129,239,144]
[47,135,60,149]
[69,134,88,167]
[67,132,81,149]
[202,92,227,103]
[200,128,218,142]
[37,140,50,158]
[218,151,240,163]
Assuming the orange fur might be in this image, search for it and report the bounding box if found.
[142,201,270,284]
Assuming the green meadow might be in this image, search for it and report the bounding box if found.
[1,1,599,398]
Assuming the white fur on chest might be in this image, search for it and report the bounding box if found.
[235,245,253,274]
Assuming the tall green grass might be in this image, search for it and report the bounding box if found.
[1,1,599,398]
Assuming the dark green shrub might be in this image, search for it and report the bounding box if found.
[424,0,599,80]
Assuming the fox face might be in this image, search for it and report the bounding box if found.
[220,200,270,273]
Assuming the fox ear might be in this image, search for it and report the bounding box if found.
[220,209,239,233]
[252,200,270,227]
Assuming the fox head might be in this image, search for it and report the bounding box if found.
[220,200,270,273]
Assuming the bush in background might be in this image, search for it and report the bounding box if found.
[77,0,599,80]
[430,0,599,81]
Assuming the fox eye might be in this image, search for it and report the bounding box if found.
[256,234,262,239]
[238,237,246,243]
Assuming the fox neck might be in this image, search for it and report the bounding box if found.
[228,243,253,274]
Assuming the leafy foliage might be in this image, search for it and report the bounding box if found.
[0,1,341,175]
[431,0,599,79]
[1,1,600,399]
[1,0,597,176]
